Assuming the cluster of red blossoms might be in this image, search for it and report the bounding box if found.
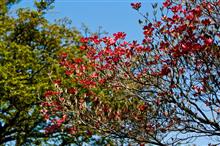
[41,0,220,145]
[131,2,141,10]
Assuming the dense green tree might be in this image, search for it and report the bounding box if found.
[0,0,83,145]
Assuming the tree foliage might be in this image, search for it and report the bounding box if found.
[43,0,220,145]
[0,0,82,145]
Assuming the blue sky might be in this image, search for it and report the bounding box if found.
[12,0,214,145]
[13,0,163,41]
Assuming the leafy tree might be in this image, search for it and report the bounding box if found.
[43,0,220,145]
[0,0,84,145]
[0,0,21,15]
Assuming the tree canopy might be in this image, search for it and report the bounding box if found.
[0,0,83,145]
[43,0,220,145]
[1,0,220,145]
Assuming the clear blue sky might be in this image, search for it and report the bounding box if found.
[13,0,164,41]
[12,0,213,145]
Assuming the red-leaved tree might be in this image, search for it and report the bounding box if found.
[42,0,220,145]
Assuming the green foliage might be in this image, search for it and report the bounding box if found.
[0,1,81,145]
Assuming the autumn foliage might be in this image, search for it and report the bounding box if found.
[43,0,220,145]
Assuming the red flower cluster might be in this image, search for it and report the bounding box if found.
[131,2,141,10]
[41,1,219,145]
